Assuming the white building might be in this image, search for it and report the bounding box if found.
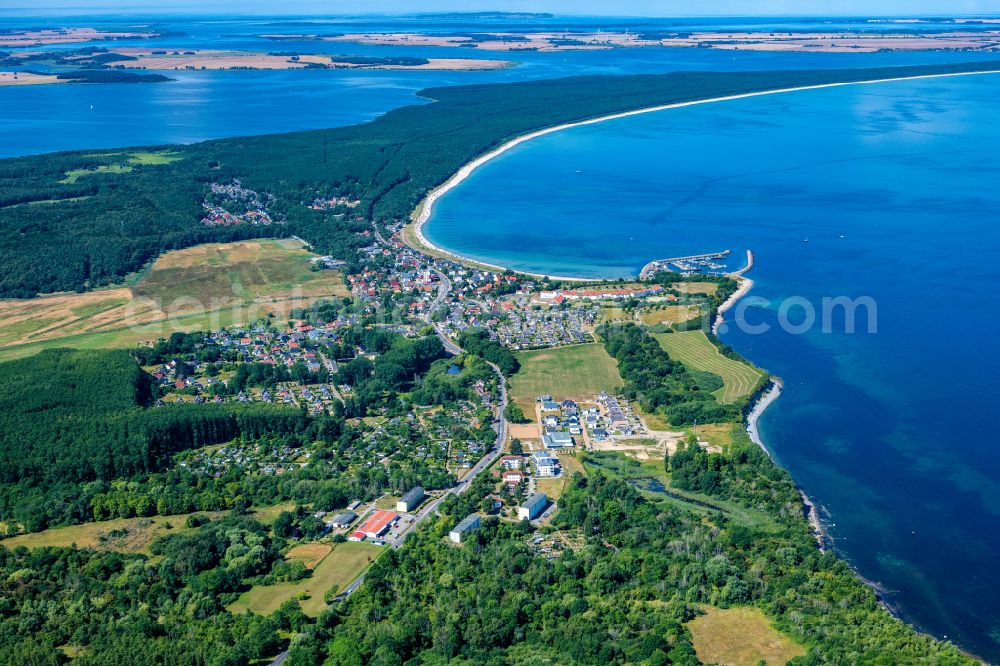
[518,492,548,520]
[532,451,560,477]
[396,486,425,512]
[449,513,481,544]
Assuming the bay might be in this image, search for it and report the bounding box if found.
[426,74,1000,661]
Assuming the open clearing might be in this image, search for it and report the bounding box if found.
[510,343,622,413]
[639,304,701,326]
[674,281,719,295]
[0,513,218,554]
[653,331,762,403]
[285,543,333,569]
[0,503,293,554]
[534,451,586,500]
[0,239,348,361]
[688,606,805,666]
[228,541,382,617]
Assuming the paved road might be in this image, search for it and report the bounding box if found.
[317,350,344,404]
[427,268,452,325]
[269,270,509,666]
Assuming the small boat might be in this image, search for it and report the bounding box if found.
[803,238,810,243]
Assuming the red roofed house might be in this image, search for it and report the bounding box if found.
[357,510,399,540]
[502,470,524,484]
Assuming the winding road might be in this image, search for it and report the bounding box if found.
[269,267,509,665]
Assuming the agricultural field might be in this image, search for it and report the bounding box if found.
[228,541,383,617]
[509,343,622,413]
[653,330,763,403]
[687,606,805,666]
[0,239,347,360]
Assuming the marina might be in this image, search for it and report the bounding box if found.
[639,250,732,279]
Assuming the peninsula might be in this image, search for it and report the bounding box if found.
[3,59,1000,299]
[0,56,994,665]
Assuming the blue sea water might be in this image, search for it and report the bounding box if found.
[3,12,1000,660]
[3,14,1000,157]
[426,74,1000,661]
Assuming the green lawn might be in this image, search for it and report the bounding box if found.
[653,331,763,404]
[510,343,623,406]
[59,164,133,184]
[228,541,382,617]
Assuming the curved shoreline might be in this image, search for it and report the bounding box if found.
[407,67,1000,280]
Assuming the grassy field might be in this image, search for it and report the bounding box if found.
[59,150,184,184]
[584,451,778,531]
[510,344,622,413]
[228,541,383,617]
[687,606,805,666]
[674,281,719,295]
[0,239,348,361]
[0,503,295,554]
[653,331,762,404]
[638,304,701,326]
[0,513,216,554]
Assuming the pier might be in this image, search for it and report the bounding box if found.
[639,249,731,280]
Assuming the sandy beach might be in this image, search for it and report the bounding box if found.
[408,67,1000,281]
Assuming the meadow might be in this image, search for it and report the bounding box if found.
[0,238,347,360]
[228,541,383,617]
[653,331,762,404]
[687,606,805,666]
[0,503,295,555]
[509,343,623,412]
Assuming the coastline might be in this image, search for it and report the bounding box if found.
[712,249,755,336]
[406,67,1000,280]
[744,376,827,549]
[717,250,829,551]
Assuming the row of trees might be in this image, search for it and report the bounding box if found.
[599,323,738,425]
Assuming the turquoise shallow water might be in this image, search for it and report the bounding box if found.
[426,75,1000,660]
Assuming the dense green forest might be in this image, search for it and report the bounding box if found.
[0,348,334,530]
[1,513,306,664]
[284,443,975,665]
[599,322,741,425]
[3,59,1000,296]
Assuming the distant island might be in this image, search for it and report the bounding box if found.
[418,11,555,19]
[284,27,1000,53]
[0,46,513,75]
[0,26,175,48]
[0,69,171,87]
